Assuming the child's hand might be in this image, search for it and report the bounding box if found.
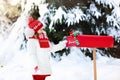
[57,40,67,49]
[24,27,35,39]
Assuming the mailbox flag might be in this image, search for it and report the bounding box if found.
[66,35,114,48]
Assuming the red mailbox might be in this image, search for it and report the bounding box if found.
[66,35,114,48]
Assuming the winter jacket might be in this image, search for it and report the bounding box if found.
[24,29,66,75]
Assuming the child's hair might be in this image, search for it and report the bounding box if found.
[29,3,40,19]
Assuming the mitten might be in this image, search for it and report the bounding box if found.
[58,40,67,49]
[24,27,35,39]
[51,40,67,53]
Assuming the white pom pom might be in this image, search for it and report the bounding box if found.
[24,27,35,39]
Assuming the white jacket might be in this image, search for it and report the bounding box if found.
[25,28,66,75]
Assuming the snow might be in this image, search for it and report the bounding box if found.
[89,3,101,19]
[95,0,120,9]
[66,7,86,26]
[0,47,120,80]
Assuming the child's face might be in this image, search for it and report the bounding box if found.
[37,28,43,34]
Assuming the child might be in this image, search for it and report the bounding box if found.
[24,17,67,80]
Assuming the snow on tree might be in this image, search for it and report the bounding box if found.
[0,16,13,39]
[95,0,120,40]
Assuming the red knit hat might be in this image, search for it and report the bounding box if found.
[28,17,43,32]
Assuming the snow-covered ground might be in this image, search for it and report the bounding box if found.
[0,47,120,80]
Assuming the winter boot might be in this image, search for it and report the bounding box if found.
[32,74,50,80]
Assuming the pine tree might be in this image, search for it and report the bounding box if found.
[44,0,120,58]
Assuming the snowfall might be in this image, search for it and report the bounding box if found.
[0,0,120,80]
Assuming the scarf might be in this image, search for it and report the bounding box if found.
[29,33,50,48]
